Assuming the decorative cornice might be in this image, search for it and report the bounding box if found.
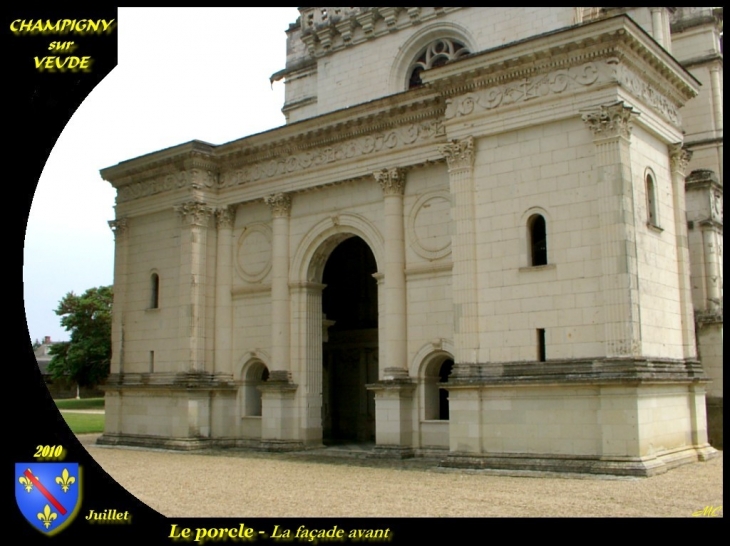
[174,201,214,227]
[439,136,475,171]
[668,144,693,174]
[108,217,128,238]
[445,61,602,119]
[215,206,235,229]
[582,101,637,140]
[264,193,292,218]
[374,168,406,196]
[219,120,444,189]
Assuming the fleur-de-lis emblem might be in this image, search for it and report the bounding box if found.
[37,505,57,529]
[55,468,76,493]
[18,475,33,492]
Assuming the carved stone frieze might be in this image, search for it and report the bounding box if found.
[445,62,602,119]
[219,120,444,188]
[108,217,128,238]
[582,102,636,140]
[374,168,406,196]
[265,193,292,218]
[174,201,214,227]
[613,63,681,126]
[439,137,475,171]
[117,170,189,203]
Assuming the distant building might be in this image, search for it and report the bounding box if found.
[34,336,104,399]
[99,8,722,474]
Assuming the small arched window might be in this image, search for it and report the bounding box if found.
[528,214,547,266]
[408,38,469,88]
[150,273,160,309]
[646,171,659,227]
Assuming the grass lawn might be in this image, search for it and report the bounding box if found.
[54,397,105,410]
[61,412,105,434]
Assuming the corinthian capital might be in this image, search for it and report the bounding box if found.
[374,167,406,196]
[265,193,291,218]
[108,217,128,238]
[174,201,214,227]
[581,101,636,139]
[669,143,693,175]
[439,137,475,171]
[215,206,236,229]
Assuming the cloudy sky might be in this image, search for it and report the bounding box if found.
[23,8,300,343]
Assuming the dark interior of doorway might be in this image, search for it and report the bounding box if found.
[322,236,378,444]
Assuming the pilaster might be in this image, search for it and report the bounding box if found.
[108,217,128,375]
[582,102,641,358]
[174,201,214,371]
[439,137,479,369]
[668,145,698,359]
[214,206,235,375]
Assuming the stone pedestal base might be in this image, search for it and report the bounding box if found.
[259,379,300,449]
[706,397,723,449]
[367,378,416,453]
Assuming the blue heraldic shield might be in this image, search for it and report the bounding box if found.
[15,463,82,535]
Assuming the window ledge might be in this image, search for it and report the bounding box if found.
[145,307,161,313]
[519,263,556,272]
[647,223,664,233]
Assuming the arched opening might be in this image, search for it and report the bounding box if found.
[422,354,454,420]
[528,214,547,266]
[438,359,454,420]
[646,171,658,227]
[243,361,269,417]
[321,236,378,444]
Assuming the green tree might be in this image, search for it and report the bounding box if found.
[48,285,113,387]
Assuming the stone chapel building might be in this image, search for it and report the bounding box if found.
[99,8,723,476]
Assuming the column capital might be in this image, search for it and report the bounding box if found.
[174,201,214,227]
[374,167,406,196]
[215,205,236,229]
[439,136,475,171]
[581,101,637,140]
[265,193,291,218]
[108,217,128,238]
[669,143,693,175]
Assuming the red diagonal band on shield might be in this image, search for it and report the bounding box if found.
[24,469,67,515]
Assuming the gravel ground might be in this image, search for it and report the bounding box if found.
[78,434,723,518]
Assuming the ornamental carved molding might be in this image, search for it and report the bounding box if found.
[582,102,636,140]
[264,193,292,218]
[439,137,474,171]
[613,63,681,126]
[215,206,236,229]
[219,120,444,189]
[668,144,693,175]
[108,217,128,238]
[174,201,214,227]
[374,168,406,196]
[445,61,602,119]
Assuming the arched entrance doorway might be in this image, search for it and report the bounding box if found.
[321,236,378,443]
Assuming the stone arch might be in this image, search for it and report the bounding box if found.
[389,22,476,93]
[238,352,270,418]
[291,213,384,284]
[520,206,552,268]
[412,340,455,421]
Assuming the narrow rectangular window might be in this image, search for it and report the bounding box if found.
[537,329,546,362]
[149,350,155,373]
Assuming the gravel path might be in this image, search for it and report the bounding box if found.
[79,434,723,518]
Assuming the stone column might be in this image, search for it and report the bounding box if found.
[367,168,415,458]
[214,206,235,374]
[264,192,293,381]
[650,8,666,50]
[108,217,128,376]
[174,201,214,372]
[669,145,698,360]
[373,167,408,379]
[582,102,641,358]
[260,192,300,450]
[439,137,479,369]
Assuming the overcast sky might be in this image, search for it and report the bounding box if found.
[23,8,300,343]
